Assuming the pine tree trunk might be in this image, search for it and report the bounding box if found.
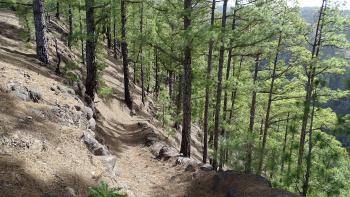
[228,56,243,122]
[55,1,60,19]
[287,130,295,176]
[212,0,228,170]
[259,118,264,141]
[33,0,49,64]
[223,0,238,121]
[297,0,326,178]
[154,48,160,96]
[106,25,112,49]
[106,1,112,50]
[245,54,260,174]
[175,75,182,130]
[280,112,290,174]
[113,15,118,59]
[68,3,73,49]
[85,0,97,101]
[258,32,282,175]
[168,71,173,99]
[140,2,145,104]
[180,0,192,157]
[202,0,216,164]
[55,39,61,75]
[79,0,85,64]
[121,0,133,109]
[302,93,316,196]
[113,0,119,60]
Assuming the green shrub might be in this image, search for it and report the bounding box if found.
[63,61,80,74]
[89,182,126,197]
[64,71,80,85]
[98,86,113,98]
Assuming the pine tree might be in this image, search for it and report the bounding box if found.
[180,0,192,157]
[32,0,49,64]
[120,0,133,110]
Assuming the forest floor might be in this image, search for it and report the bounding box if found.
[0,9,297,197]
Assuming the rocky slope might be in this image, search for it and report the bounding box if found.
[0,9,297,197]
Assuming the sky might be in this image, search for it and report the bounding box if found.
[226,0,350,9]
[299,0,348,7]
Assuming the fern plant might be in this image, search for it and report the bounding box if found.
[89,182,127,197]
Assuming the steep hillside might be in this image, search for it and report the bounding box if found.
[0,9,297,197]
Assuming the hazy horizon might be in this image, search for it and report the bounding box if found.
[226,0,350,9]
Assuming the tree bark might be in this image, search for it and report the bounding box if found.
[112,0,119,59]
[85,0,97,101]
[212,0,228,170]
[121,0,133,109]
[180,0,192,157]
[55,39,61,75]
[202,0,216,164]
[33,0,49,64]
[258,32,282,175]
[68,3,73,49]
[79,0,85,64]
[223,0,238,121]
[245,54,260,174]
[168,71,173,99]
[297,0,326,179]
[228,56,243,122]
[287,133,295,176]
[302,94,316,196]
[154,48,160,96]
[280,112,290,174]
[113,14,118,59]
[55,1,60,19]
[106,24,112,49]
[140,2,145,104]
[175,75,182,130]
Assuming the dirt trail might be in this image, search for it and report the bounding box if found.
[94,58,186,196]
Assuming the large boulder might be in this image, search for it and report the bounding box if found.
[82,130,110,156]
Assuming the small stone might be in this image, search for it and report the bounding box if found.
[170,176,176,183]
[29,89,42,102]
[130,109,136,116]
[200,163,213,171]
[66,88,75,95]
[74,105,81,111]
[185,164,196,172]
[88,118,96,131]
[84,107,94,120]
[64,186,77,197]
[82,131,109,156]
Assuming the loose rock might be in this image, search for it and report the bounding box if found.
[82,131,110,156]
[29,89,42,102]
[84,107,94,120]
[88,118,96,131]
[64,186,76,197]
[200,163,213,171]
